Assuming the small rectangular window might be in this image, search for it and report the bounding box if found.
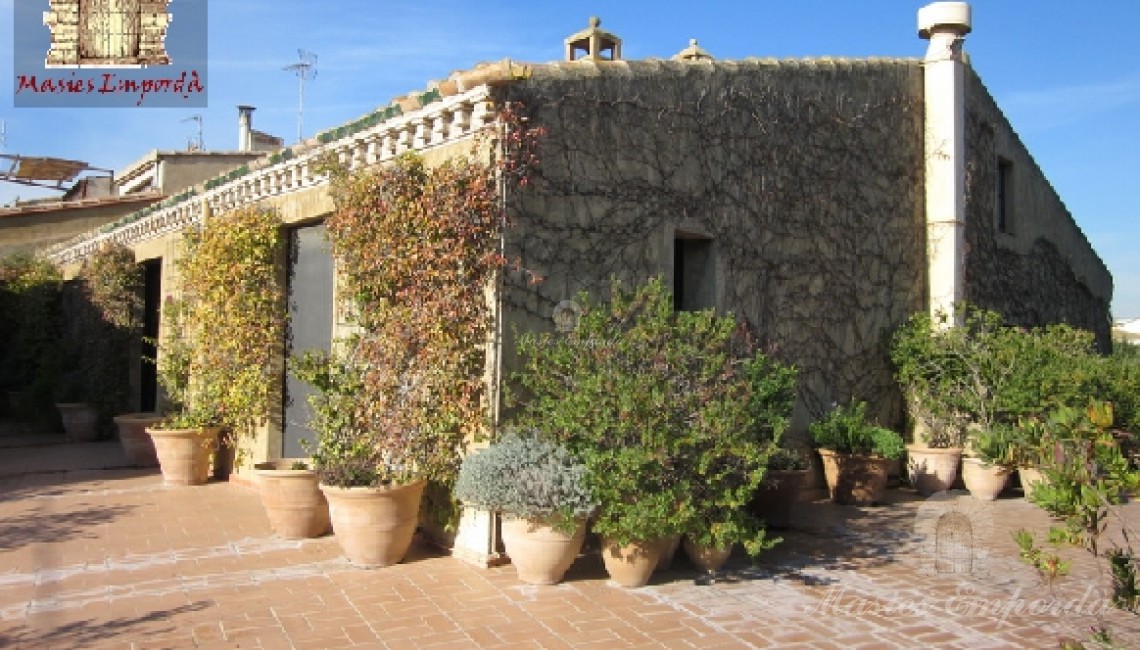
[997,158,1013,234]
[673,234,715,311]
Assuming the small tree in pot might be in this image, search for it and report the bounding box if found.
[454,431,596,585]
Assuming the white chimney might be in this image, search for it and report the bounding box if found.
[919,2,971,325]
[237,105,255,152]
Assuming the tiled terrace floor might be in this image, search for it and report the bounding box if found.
[2,422,1140,649]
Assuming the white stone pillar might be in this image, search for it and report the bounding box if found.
[919,2,971,324]
[451,506,507,568]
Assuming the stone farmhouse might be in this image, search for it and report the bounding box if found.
[41,3,1110,564]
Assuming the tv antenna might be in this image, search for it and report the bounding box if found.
[283,49,317,143]
[181,114,203,151]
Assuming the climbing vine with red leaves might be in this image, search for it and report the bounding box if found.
[320,104,544,493]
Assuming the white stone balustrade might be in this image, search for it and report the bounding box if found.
[46,86,495,267]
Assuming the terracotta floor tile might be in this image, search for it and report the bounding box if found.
[6,441,1140,649]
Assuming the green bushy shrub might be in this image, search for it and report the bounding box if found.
[809,400,904,459]
[512,277,794,555]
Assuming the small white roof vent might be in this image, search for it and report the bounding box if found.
[672,39,714,62]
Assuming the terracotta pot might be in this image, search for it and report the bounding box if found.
[500,516,586,585]
[960,456,1010,501]
[600,537,659,588]
[682,536,734,573]
[320,480,425,567]
[146,426,220,486]
[57,403,98,442]
[906,444,962,497]
[817,449,891,505]
[113,413,162,467]
[749,469,807,528]
[655,534,682,571]
[253,460,330,539]
[1019,467,1046,500]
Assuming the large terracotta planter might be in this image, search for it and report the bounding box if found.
[600,537,659,588]
[906,444,962,497]
[1019,467,1047,500]
[655,534,682,571]
[817,449,891,505]
[682,537,734,573]
[320,480,425,567]
[253,460,331,539]
[749,469,808,529]
[960,456,1010,501]
[57,402,98,442]
[500,516,587,585]
[146,426,220,486]
[113,412,162,467]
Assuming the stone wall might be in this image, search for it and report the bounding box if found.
[962,68,1113,349]
[497,59,928,431]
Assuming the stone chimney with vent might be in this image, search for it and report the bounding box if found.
[565,17,622,61]
[919,2,971,324]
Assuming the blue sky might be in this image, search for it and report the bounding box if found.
[2,1,1138,317]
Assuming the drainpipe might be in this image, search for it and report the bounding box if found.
[919,2,971,325]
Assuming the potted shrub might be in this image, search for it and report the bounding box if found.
[72,242,153,460]
[890,309,981,496]
[145,296,221,486]
[300,152,517,564]
[175,206,285,473]
[891,306,1104,497]
[291,345,424,567]
[749,447,810,529]
[960,425,1018,500]
[144,207,285,485]
[513,278,785,587]
[810,400,905,505]
[454,431,597,585]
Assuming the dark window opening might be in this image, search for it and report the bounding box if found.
[997,158,1013,234]
[673,235,715,311]
[140,258,161,412]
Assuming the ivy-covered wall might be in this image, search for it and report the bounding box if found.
[961,68,1113,350]
[498,59,929,430]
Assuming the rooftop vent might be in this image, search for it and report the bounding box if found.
[237,105,255,152]
[565,17,622,62]
[672,39,714,62]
